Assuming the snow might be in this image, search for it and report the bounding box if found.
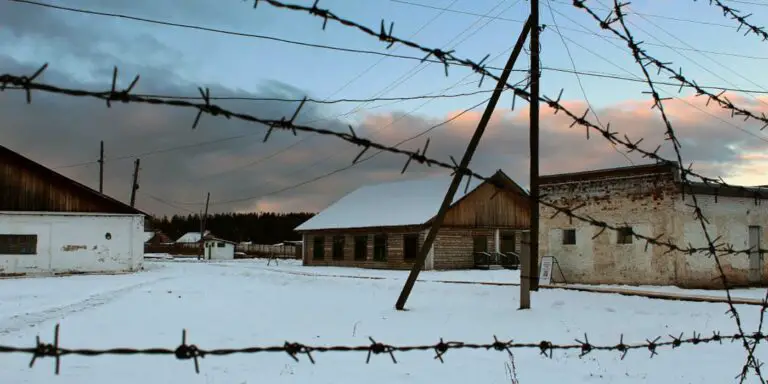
[143,232,156,243]
[1,259,766,383]
[295,174,484,231]
[176,231,208,243]
[144,253,174,260]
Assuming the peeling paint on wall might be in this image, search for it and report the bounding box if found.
[0,213,144,275]
[539,170,768,288]
[61,245,87,252]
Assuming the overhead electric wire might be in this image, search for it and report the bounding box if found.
[546,8,768,145]
[201,0,520,198]
[389,0,768,60]
[201,96,495,206]
[544,0,634,165]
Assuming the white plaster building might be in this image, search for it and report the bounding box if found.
[176,231,236,260]
[0,144,148,276]
[539,162,767,288]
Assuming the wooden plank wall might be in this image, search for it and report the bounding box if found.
[0,158,125,213]
[442,182,530,229]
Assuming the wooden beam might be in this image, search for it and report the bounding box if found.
[395,17,533,311]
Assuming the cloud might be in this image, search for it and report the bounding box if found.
[2,0,767,217]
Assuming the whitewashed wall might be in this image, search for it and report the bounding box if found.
[205,240,234,260]
[0,212,144,275]
[675,193,768,287]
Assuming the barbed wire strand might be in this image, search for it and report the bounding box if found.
[697,0,768,41]
[607,2,764,382]
[570,0,768,130]
[238,0,768,203]
[1,65,765,257]
[1,323,762,374]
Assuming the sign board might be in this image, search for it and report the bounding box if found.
[539,256,554,286]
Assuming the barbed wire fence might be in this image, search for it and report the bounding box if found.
[1,0,768,381]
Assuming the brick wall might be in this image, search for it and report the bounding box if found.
[674,193,768,288]
[540,170,768,288]
[539,172,679,286]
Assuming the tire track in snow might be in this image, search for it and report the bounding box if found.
[0,276,175,335]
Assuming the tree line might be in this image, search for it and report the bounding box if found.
[148,212,315,245]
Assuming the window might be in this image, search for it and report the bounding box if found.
[562,229,576,245]
[373,234,387,261]
[217,242,225,248]
[500,232,516,253]
[0,234,37,255]
[403,234,420,260]
[616,227,633,244]
[354,236,368,261]
[313,236,325,260]
[332,236,345,260]
[473,235,488,253]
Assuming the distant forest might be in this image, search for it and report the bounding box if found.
[148,212,316,244]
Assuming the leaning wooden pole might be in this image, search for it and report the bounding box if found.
[395,17,533,311]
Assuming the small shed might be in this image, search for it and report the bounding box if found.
[202,235,236,260]
[294,170,530,270]
[0,144,149,276]
[176,231,236,260]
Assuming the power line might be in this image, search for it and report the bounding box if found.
[10,0,768,95]
[212,0,520,194]
[202,97,493,206]
[240,0,467,175]
[547,9,768,145]
[389,0,768,60]
[544,0,634,165]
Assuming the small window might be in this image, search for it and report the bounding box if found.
[373,234,387,261]
[473,235,488,253]
[562,229,576,245]
[217,242,225,248]
[332,235,345,260]
[354,236,368,261]
[617,227,633,244]
[403,234,420,260]
[313,236,325,260]
[0,234,37,255]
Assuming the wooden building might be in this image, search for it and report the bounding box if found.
[0,144,148,276]
[539,162,768,288]
[144,230,172,245]
[294,170,530,270]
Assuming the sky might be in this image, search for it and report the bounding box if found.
[1,0,768,216]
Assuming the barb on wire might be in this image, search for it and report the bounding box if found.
[695,0,768,42]
[607,2,765,382]
[1,65,765,259]
[240,0,767,202]
[0,324,759,374]
[572,0,768,132]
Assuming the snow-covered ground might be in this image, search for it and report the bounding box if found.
[1,259,766,383]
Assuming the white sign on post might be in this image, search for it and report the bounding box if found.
[539,256,554,286]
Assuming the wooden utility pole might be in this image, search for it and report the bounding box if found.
[198,192,211,260]
[521,0,541,310]
[98,141,104,193]
[129,158,140,207]
[395,17,532,311]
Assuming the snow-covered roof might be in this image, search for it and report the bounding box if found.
[143,231,155,242]
[176,230,209,243]
[295,173,492,231]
